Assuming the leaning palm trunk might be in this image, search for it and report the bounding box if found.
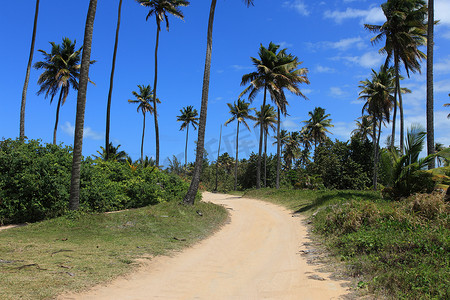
[391,93,397,150]
[153,20,161,167]
[276,108,281,189]
[256,85,267,189]
[426,0,435,169]
[106,0,123,160]
[69,0,97,210]
[183,0,216,205]
[373,118,382,191]
[264,128,267,187]
[20,0,40,139]
[53,90,63,145]
[234,122,240,191]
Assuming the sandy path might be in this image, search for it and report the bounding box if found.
[60,192,348,300]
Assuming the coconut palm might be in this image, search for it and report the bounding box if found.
[105,0,123,160]
[183,0,254,205]
[365,0,427,153]
[128,84,157,164]
[177,105,199,173]
[94,143,129,162]
[34,37,85,145]
[225,99,255,190]
[445,94,449,118]
[302,107,334,149]
[254,104,276,187]
[359,66,395,190]
[283,131,301,170]
[136,0,190,167]
[351,115,375,142]
[69,0,98,211]
[426,0,435,168]
[20,0,40,139]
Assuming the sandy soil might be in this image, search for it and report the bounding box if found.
[0,224,27,231]
[60,192,349,300]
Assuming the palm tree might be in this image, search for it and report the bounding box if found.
[445,99,450,118]
[94,143,129,162]
[351,115,375,142]
[183,0,254,205]
[128,85,157,163]
[302,107,334,149]
[283,131,301,170]
[105,0,123,160]
[365,0,427,153]
[254,104,276,187]
[225,99,255,190]
[136,0,190,167]
[69,0,98,211]
[426,0,435,168]
[177,105,199,173]
[20,0,40,139]
[241,43,309,189]
[359,66,395,190]
[34,37,86,145]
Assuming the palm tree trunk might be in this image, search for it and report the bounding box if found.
[234,122,240,191]
[20,0,40,139]
[105,0,123,161]
[391,93,397,150]
[153,21,161,167]
[264,129,267,188]
[426,0,435,169]
[215,124,222,192]
[69,0,97,211]
[185,125,189,174]
[141,112,146,163]
[53,89,64,145]
[183,0,216,205]
[276,108,281,189]
[256,85,267,189]
[373,118,382,191]
[395,52,405,154]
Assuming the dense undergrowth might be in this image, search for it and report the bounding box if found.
[0,138,196,225]
[244,188,450,299]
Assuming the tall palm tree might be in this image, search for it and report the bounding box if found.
[69,0,98,211]
[225,99,255,190]
[20,0,40,139]
[106,0,123,160]
[351,115,375,142]
[34,38,85,145]
[254,104,276,187]
[302,107,334,149]
[128,84,157,163]
[365,0,427,153]
[445,96,450,118]
[136,0,190,167]
[241,43,309,189]
[426,0,435,168]
[359,66,395,190]
[177,105,199,173]
[183,0,254,205]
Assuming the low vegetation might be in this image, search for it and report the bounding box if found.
[244,188,450,299]
[0,200,227,299]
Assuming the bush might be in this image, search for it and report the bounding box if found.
[0,139,193,225]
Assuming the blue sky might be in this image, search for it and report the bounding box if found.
[1,0,449,167]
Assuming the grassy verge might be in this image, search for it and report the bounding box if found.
[244,188,450,299]
[0,200,227,300]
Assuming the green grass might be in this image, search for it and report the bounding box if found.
[0,200,228,300]
[244,188,450,299]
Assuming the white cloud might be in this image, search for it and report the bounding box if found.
[282,117,300,130]
[277,41,294,48]
[332,121,354,140]
[282,1,310,16]
[436,0,450,26]
[330,87,347,97]
[324,6,384,24]
[61,121,103,140]
[315,65,336,73]
[335,51,384,68]
[329,36,365,51]
[302,88,314,95]
[231,65,252,71]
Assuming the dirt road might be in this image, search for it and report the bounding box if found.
[61,192,349,300]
